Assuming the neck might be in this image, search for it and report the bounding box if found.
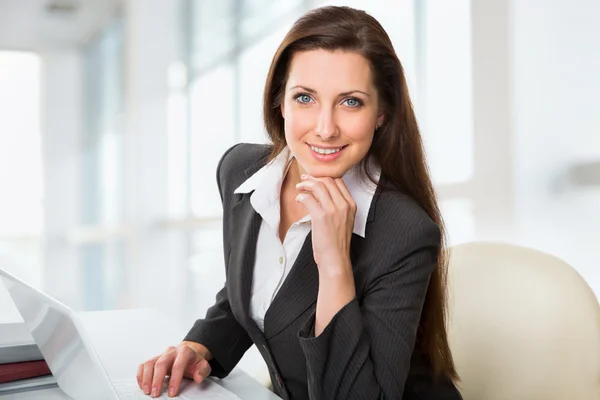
[283,158,305,190]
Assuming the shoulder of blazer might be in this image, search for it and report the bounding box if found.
[375,188,437,228]
[216,142,273,200]
[357,188,442,297]
[367,181,441,247]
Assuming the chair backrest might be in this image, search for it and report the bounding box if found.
[447,241,600,400]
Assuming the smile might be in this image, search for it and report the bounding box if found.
[309,145,345,155]
[307,144,347,161]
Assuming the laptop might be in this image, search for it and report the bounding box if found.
[0,268,240,400]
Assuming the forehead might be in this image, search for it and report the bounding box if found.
[286,49,375,92]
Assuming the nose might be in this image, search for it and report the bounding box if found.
[315,107,337,140]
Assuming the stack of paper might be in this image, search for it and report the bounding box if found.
[0,360,51,383]
[0,323,57,394]
[0,375,57,395]
[0,323,43,364]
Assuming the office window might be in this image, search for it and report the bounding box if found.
[420,0,473,185]
[190,0,236,71]
[238,23,293,144]
[240,0,304,40]
[189,63,237,217]
[419,0,474,246]
[0,51,43,278]
[167,61,190,217]
[0,51,43,322]
[0,52,43,240]
[81,16,126,310]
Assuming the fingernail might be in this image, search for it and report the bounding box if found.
[168,387,176,397]
[151,387,158,397]
[296,194,304,202]
[143,385,149,394]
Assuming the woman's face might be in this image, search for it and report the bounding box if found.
[281,49,384,179]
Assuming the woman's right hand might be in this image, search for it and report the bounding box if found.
[137,341,213,398]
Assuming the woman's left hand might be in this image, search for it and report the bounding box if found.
[295,174,357,274]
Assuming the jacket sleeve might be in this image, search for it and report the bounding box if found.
[183,143,251,378]
[297,217,440,399]
[183,285,253,378]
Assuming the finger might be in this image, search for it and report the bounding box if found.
[315,177,349,210]
[136,363,144,390]
[192,358,212,384]
[296,178,334,211]
[296,192,322,217]
[151,352,175,397]
[167,346,193,397]
[334,178,357,214]
[142,357,159,395]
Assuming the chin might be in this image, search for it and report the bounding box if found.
[304,164,347,179]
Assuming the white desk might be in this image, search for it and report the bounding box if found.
[0,309,280,400]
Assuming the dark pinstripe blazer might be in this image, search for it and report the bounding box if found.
[184,143,462,400]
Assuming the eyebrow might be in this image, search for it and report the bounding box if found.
[289,85,371,98]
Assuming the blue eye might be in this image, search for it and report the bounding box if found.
[295,94,313,104]
[343,98,363,108]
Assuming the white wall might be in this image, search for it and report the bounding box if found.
[511,0,600,296]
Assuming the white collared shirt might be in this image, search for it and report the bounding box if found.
[234,147,379,332]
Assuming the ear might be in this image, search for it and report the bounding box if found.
[376,112,384,127]
[280,102,285,119]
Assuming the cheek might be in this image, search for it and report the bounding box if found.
[340,116,375,144]
[284,106,314,140]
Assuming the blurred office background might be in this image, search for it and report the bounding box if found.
[0,0,598,381]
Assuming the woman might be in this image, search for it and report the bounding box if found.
[138,6,461,400]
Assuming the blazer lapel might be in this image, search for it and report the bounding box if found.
[227,193,264,339]
[263,232,319,339]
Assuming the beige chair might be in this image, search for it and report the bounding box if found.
[447,242,600,400]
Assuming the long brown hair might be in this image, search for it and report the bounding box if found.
[262,6,458,381]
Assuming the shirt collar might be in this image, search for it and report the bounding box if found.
[234,147,379,238]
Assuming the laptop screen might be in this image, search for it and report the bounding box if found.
[0,269,118,400]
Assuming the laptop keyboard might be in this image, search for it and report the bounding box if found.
[112,378,241,400]
[113,379,182,399]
